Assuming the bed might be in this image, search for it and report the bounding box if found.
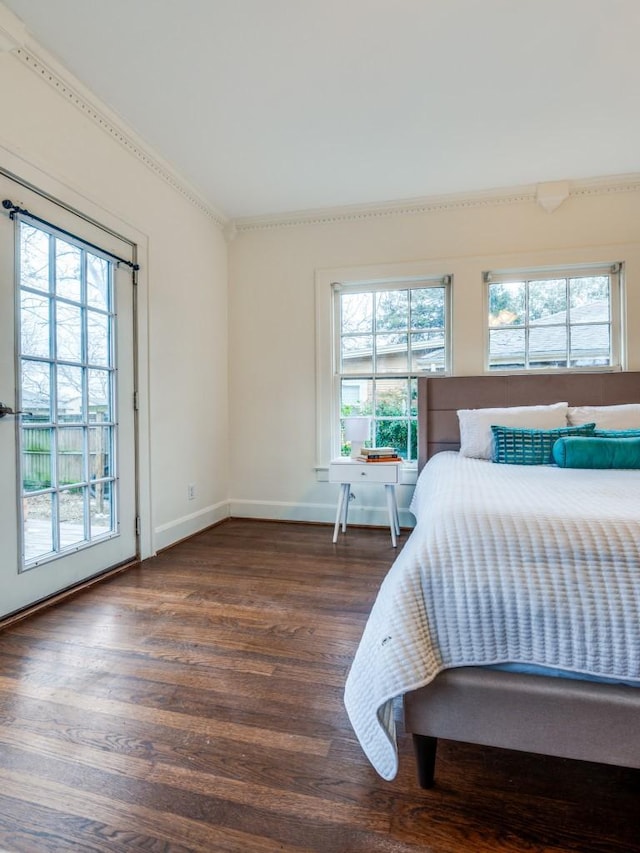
[344,371,640,787]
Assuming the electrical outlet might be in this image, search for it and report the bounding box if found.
[187,482,196,500]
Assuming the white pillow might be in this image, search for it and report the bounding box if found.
[457,402,569,460]
[568,403,640,429]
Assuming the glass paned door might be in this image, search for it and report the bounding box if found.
[0,176,137,620]
[19,221,118,567]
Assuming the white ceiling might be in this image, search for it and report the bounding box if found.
[3,0,640,220]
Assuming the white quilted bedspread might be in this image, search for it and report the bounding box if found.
[344,452,640,780]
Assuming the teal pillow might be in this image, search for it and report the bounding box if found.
[491,423,596,465]
[553,436,640,469]
[593,428,640,438]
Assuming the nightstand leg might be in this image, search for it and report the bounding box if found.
[385,484,397,548]
[341,483,350,531]
[333,484,345,543]
[392,487,400,535]
[333,483,351,543]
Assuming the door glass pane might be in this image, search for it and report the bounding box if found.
[89,424,113,530]
[22,360,51,418]
[55,240,81,302]
[90,499,112,537]
[87,253,109,310]
[89,425,111,481]
[59,486,87,548]
[88,368,111,414]
[57,365,84,421]
[58,427,84,488]
[87,310,109,366]
[23,492,54,562]
[20,224,50,292]
[56,302,83,362]
[22,427,52,492]
[18,219,119,570]
[20,291,50,357]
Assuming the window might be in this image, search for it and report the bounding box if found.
[333,276,450,461]
[486,263,621,371]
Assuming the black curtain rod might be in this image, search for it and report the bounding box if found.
[2,199,140,271]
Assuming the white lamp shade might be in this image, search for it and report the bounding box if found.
[344,416,371,441]
[344,416,371,457]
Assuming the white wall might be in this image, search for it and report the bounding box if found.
[4,18,640,549]
[228,186,640,530]
[0,46,229,557]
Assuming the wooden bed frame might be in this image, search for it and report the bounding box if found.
[404,371,640,788]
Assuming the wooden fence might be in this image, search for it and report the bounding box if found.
[22,426,110,489]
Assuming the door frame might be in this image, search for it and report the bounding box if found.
[0,152,153,577]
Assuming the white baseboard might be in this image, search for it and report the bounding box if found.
[228,498,416,529]
[153,501,230,552]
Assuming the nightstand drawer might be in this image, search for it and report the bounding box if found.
[329,460,400,484]
[329,458,401,546]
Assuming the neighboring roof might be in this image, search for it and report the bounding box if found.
[341,300,610,371]
[342,335,446,370]
[489,300,610,363]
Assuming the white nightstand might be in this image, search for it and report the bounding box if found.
[329,458,401,547]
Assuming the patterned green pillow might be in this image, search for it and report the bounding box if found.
[491,423,596,465]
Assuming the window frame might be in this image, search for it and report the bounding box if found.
[334,276,451,462]
[484,262,623,373]
[316,272,451,469]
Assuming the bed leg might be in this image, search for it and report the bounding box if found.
[412,734,437,788]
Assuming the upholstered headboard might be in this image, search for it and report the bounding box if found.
[417,371,640,471]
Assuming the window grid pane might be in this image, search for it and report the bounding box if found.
[338,281,448,461]
[487,271,614,371]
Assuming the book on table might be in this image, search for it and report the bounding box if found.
[357,453,401,463]
[358,447,399,461]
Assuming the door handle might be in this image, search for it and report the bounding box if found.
[0,402,32,418]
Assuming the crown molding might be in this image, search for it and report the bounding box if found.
[570,173,640,199]
[11,44,228,229]
[233,173,640,233]
[8,24,640,237]
[0,3,25,52]
[233,186,536,232]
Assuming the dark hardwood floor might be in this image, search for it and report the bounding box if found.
[0,518,639,852]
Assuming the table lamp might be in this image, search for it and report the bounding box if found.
[344,416,371,458]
